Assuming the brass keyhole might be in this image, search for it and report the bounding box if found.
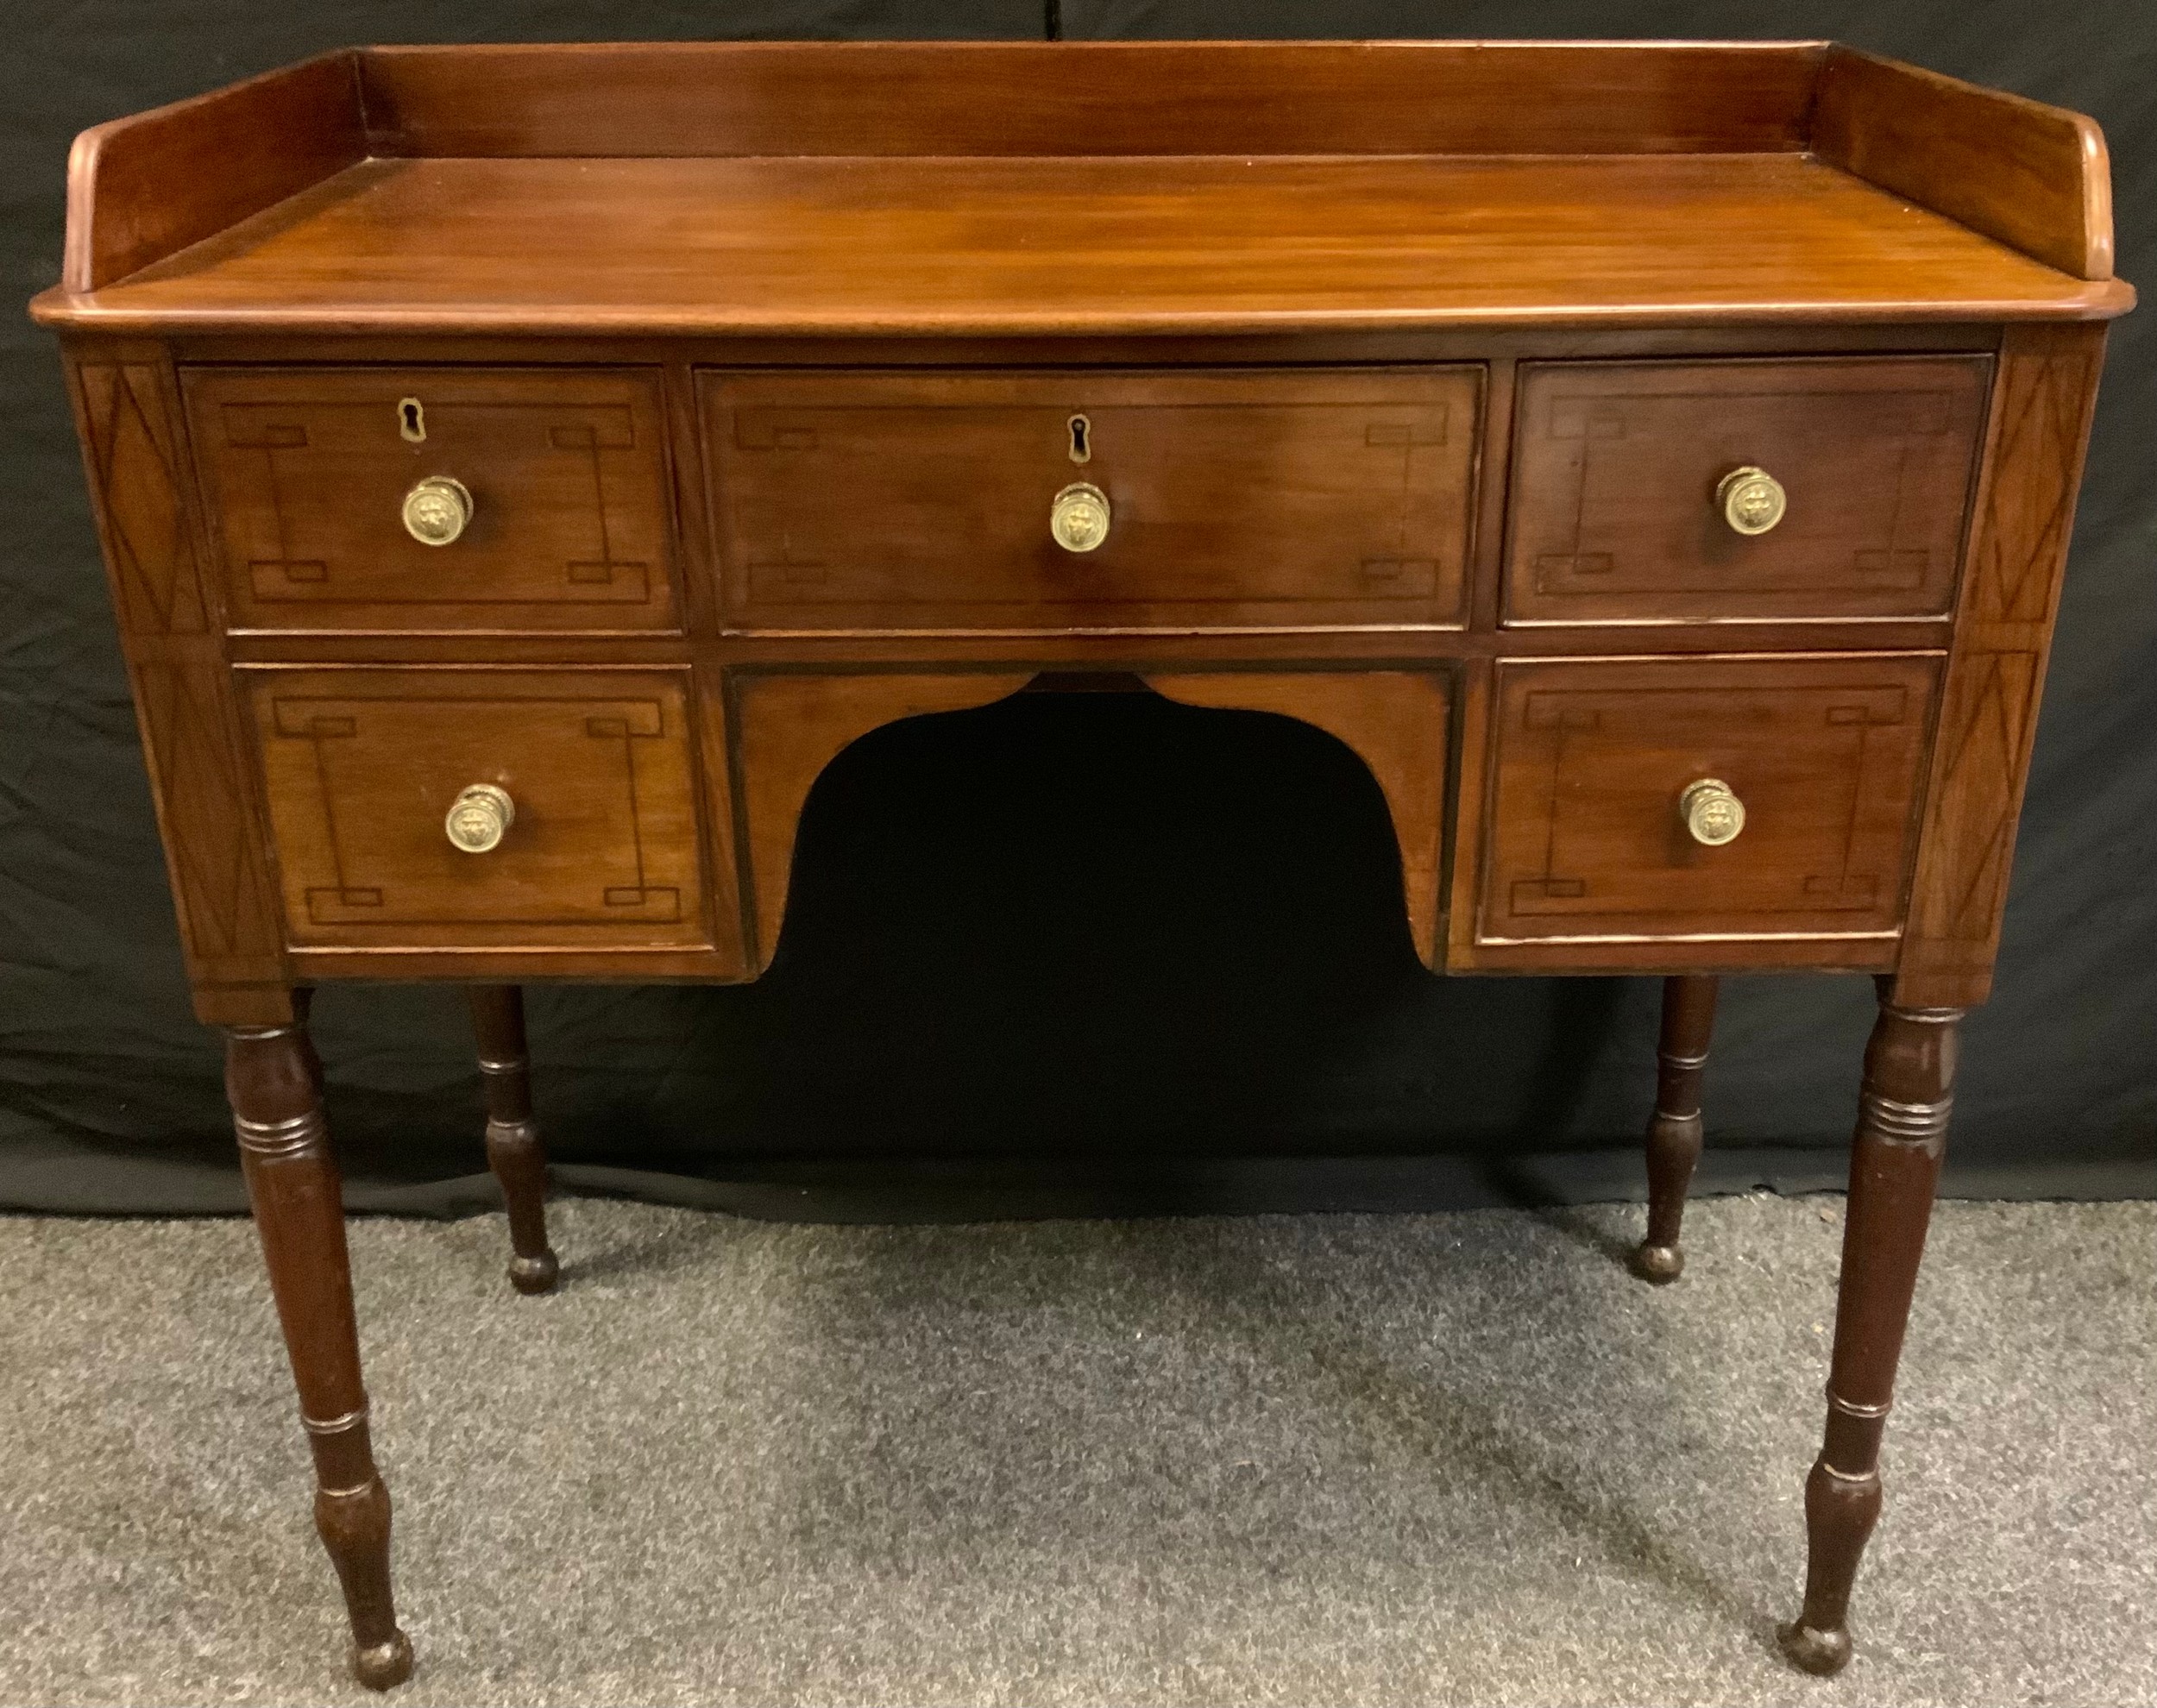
[1067,413,1091,464]
[399,398,426,443]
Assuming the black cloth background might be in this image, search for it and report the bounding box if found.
[1,1,2150,1220]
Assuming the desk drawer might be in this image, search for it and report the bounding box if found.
[700,367,1480,631]
[186,367,679,632]
[248,669,707,949]
[1478,656,1939,945]
[1504,357,1988,625]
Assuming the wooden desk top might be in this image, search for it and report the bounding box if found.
[61,152,2127,336]
[29,40,2133,338]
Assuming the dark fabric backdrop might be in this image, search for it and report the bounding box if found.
[2,2,2151,1220]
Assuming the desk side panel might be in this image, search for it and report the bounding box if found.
[63,344,292,1024]
[1893,322,2108,1008]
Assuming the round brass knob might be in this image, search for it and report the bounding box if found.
[402,475,474,547]
[445,783,514,853]
[1049,481,1111,553]
[1716,466,1786,537]
[1679,778,1746,847]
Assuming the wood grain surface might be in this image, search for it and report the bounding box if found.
[703,368,1479,633]
[1813,45,2116,281]
[1478,655,1940,950]
[1505,356,1990,625]
[186,366,680,633]
[356,41,1825,160]
[1146,670,1452,968]
[248,668,708,951]
[52,153,2127,336]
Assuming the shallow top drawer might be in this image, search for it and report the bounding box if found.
[1504,356,1990,625]
[183,367,679,633]
[701,367,1481,632]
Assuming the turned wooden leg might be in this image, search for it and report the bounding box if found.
[1779,984,1960,1676]
[227,1010,412,1691]
[469,985,559,1295]
[1631,973,1717,1283]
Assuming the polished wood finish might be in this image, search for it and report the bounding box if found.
[30,41,2130,1691]
[1812,46,2116,282]
[702,368,1480,633]
[186,367,679,633]
[1781,986,1961,1675]
[48,153,2127,338]
[226,1008,411,1689]
[730,670,1034,971]
[1895,323,2110,1008]
[1632,974,1718,1284]
[1505,358,1988,625]
[356,41,1825,160]
[64,351,292,1024]
[1479,656,1940,951]
[247,669,708,951]
[1146,671,1451,968]
[61,52,365,292]
[469,985,558,1295]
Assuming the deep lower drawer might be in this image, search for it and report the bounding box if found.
[1504,356,1989,625]
[1477,655,1940,945]
[700,367,1481,631]
[185,367,681,632]
[247,669,708,949]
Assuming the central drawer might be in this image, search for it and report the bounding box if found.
[699,367,1481,631]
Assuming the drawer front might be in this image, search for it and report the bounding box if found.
[248,669,707,949]
[186,367,679,632]
[1505,357,1989,625]
[701,367,1480,631]
[1479,656,1940,945]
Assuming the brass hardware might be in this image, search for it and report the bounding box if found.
[1066,413,1092,464]
[402,475,473,546]
[445,783,514,853]
[398,397,425,443]
[1679,778,1746,847]
[1049,481,1111,553]
[1717,465,1786,536]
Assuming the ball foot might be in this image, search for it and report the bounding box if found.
[350,1630,414,1691]
[1629,1240,1685,1284]
[507,1250,560,1295]
[1777,1619,1852,1676]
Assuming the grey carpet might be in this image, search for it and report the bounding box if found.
[1,1196,2151,1708]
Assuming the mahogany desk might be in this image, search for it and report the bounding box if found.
[30,40,2132,1689]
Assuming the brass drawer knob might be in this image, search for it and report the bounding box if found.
[402,475,474,546]
[1679,778,1746,846]
[445,783,514,853]
[1049,481,1111,553]
[1716,465,1786,536]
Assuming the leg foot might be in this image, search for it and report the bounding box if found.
[351,1631,416,1691]
[228,1014,412,1687]
[469,986,559,1294]
[1634,975,1716,1284]
[1777,1620,1853,1677]
[1782,986,1959,1676]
